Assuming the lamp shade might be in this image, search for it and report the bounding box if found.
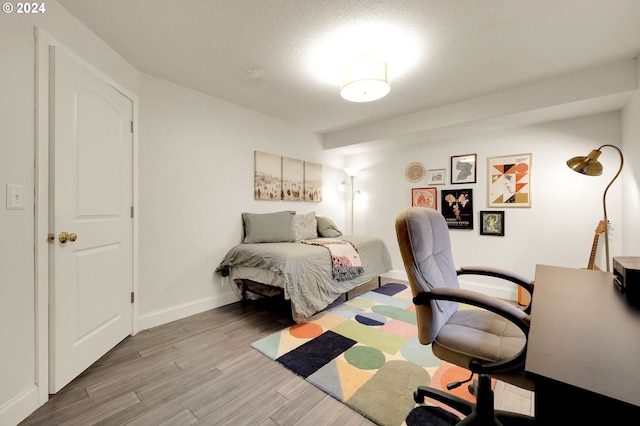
[340,59,390,102]
[566,149,603,176]
[343,167,360,177]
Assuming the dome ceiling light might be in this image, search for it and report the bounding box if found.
[340,58,390,102]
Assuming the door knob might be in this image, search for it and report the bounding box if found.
[59,232,78,243]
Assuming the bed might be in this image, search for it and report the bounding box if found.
[215,211,393,322]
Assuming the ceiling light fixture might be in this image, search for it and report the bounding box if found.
[340,58,390,102]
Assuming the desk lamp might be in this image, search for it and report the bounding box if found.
[566,144,624,272]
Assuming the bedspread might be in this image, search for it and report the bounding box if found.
[300,238,364,281]
[215,235,392,322]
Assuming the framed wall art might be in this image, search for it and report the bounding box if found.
[427,168,446,185]
[451,154,477,184]
[412,187,438,209]
[303,161,323,202]
[480,211,505,236]
[254,151,282,200]
[441,188,473,229]
[254,151,323,202]
[282,157,304,201]
[488,153,531,207]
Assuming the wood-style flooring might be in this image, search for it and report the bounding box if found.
[20,279,533,425]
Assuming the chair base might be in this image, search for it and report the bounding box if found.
[414,374,534,426]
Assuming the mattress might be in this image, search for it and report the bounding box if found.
[216,235,393,322]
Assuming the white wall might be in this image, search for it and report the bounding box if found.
[0,1,140,424]
[137,75,348,329]
[2,2,639,424]
[346,112,627,299]
[0,15,38,426]
[622,72,640,255]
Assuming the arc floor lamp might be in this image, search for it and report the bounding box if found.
[566,144,624,272]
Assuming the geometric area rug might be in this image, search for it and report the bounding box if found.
[251,283,479,426]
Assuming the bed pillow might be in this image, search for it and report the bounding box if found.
[316,216,343,237]
[242,211,296,243]
[293,211,318,241]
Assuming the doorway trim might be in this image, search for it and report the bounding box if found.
[34,27,139,398]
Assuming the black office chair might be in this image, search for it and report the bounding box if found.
[395,207,535,425]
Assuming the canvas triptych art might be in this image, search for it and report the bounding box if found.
[254,151,322,202]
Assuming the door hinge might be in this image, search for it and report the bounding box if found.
[131,206,134,218]
[130,121,134,133]
[130,292,135,303]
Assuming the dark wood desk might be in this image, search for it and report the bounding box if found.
[526,264,640,423]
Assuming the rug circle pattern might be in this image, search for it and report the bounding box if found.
[251,282,475,426]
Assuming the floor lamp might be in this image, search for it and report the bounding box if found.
[566,144,624,272]
[343,168,360,234]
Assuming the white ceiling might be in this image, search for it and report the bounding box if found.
[57,0,640,153]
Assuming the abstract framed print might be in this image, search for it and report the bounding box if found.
[451,154,476,184]
[488,153,532,207]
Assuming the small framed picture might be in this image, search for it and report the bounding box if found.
[412,187,438,209]
[427,169,446,185]
[451,154,477,184]
[480,211,505,236]
[441,188,473,230]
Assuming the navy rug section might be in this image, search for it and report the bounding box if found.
[277,330,357,379]
[405,406,460,425]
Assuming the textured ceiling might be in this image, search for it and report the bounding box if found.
[57,0,640,152]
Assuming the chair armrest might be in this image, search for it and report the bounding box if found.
[413,287,530,374]
[458,265,531,285]
[416,287,530,327]
[458,265,534,314]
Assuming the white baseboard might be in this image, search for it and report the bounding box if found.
[384,269,518,301]
[0,385,42,426]
[137,270,519,333]
[137,292,239,332]
[382,269,409,281]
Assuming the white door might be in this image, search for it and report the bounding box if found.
[49,47,134,393]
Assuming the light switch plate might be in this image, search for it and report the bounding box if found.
[6,184,24,210]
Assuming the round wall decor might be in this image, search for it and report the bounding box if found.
[405,162,426,182]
